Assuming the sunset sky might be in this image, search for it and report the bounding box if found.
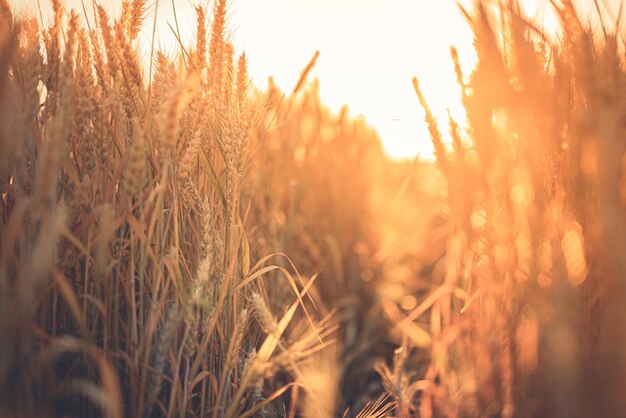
[11,0,624,159]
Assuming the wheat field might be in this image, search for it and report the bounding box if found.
[1,0,626,417]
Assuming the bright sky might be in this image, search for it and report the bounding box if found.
[10,0,626,160]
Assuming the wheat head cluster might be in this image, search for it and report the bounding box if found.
[1,0,626,417]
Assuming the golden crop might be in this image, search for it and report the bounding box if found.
[1,1,625,417]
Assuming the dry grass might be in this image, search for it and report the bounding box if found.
[0,1,346,417]
[2,0,626,417]
[379,1,626,417]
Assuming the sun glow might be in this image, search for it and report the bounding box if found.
[230,0,478,161]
